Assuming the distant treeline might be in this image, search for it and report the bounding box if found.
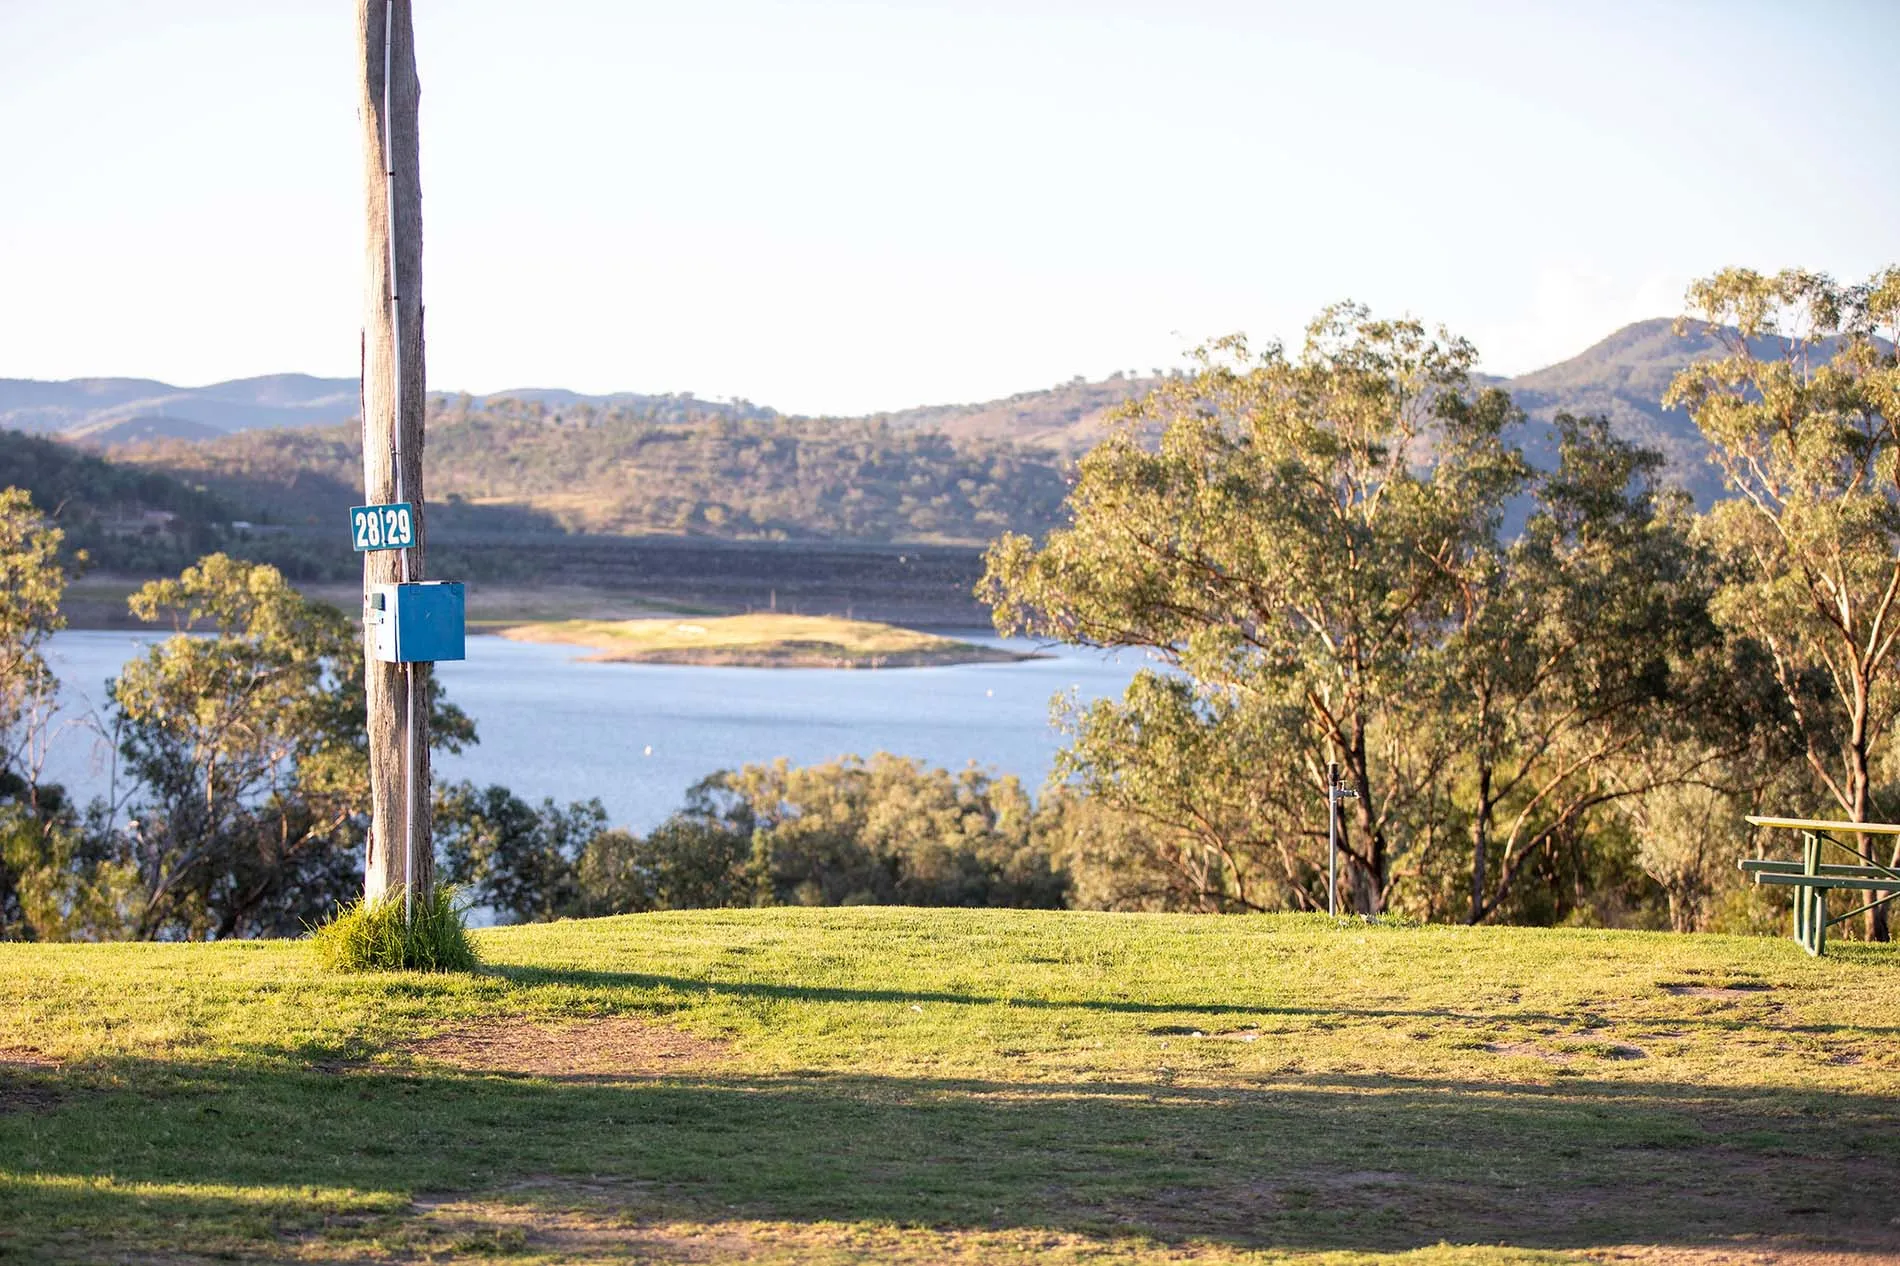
[399,752,1778,935]
[0,429,231,573]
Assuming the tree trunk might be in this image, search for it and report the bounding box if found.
[357,0,432,906]
[1346,727,1381,914]
[1845,736,1891,943]
[1469,754,1492,925]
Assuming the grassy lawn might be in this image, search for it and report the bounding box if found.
[2,910,1897,1264]
[495,613,1032,667]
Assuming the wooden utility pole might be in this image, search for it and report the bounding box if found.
[356,0,432,907]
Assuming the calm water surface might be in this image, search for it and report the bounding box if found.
[42,629,1145,831]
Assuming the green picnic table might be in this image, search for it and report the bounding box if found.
[1741,816,1900,955]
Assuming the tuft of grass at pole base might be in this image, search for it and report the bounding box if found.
[309,885,477,972]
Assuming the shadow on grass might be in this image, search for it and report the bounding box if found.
[4,1056,1898,1261]
[480,962,1900,1038]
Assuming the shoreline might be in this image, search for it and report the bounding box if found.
[59,561,1002,636]
[495,614,1040,670]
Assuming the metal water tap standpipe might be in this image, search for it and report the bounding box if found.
[1326,762,1359,917]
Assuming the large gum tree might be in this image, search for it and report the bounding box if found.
[981,305,1524,914]
[1667,266,1900,940]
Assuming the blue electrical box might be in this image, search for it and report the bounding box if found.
[367,581,466,663]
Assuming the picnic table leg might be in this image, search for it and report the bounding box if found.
[1800,830,1826,956]
[1794,832,1810,952]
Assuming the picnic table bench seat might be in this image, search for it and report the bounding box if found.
[1740,816,1900,955]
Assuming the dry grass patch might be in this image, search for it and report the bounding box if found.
[1583,1247,1900,1265]
[1658,982,1774,998]
[1484,1040,1572,1063]
[379,1181,1900,1265]
[405,1016,731,1078]
[383,1191,1392,1264]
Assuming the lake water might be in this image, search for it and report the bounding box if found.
[40,630,1147,831]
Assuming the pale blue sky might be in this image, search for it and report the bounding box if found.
[1,1,1892,414]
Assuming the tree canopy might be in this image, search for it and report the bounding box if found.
[983,303,1760,924]
[1666,266,1900,938]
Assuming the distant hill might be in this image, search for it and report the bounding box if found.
[857,319,1745,501]
[0,374,775,441]
[447,388,775,423]
[844,320,1739,501]
[0,374,359,438]
[860,373,1156,454]
[1493,318,1729,504]
[865,318,1759,504]
[67,415,226,445]
[10,317,1843,560]
[6,318,1745,499]
[114,396,1072,547]
[0,429,232,572]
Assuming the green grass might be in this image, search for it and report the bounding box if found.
[2,910,1896,1264]
[496,612,1031,667]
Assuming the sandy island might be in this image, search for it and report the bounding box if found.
[494,613,1040,668]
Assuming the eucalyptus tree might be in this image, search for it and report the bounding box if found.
[1047,672,1317,912]
[108,555,474,938]
[982,305,1526,914]
[1666,267,1900,939]
[715,754,1063,909]
[0,487,109,941]
[435,781,600,923]
[0,487,67,808]
[1447,414,1735,924]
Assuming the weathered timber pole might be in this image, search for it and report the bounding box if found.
[356,0,431,907]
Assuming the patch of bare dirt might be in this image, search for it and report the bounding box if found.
[0,1045,58,1068]
[405,1195,752,1262]
[396,1192,1209,1264]
[1661,982,1774,998]
[1585,1244,1900,1265]
[0,1084,59,1114]
[1119,1144,1900,1259]
[1484,1038,1648,1062]
[303,1167,1900,1264]
[1486,1040,1572,1062]
[0,1047,61,1114]
[404,1015,730,1078]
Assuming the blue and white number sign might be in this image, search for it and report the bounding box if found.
[349,502,415,552]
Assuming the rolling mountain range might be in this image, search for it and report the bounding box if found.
[1489,319,1734,503]
[859,319,1742,503]
[0,375,773,446]
[0,374,361,444]
[2,317,1736,503]
[0,318,1765,561]
[3,315,1710,442]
